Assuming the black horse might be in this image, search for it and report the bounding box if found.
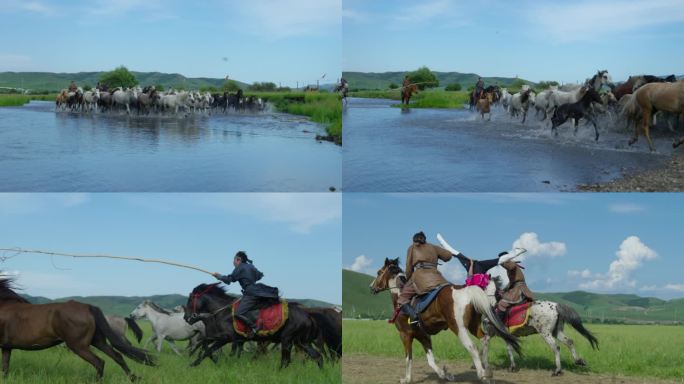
[184,283,323,368]
[551,87,603,141]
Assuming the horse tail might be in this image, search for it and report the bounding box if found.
[88,305,156,366]
[620,93,639,119]
[306,309,342,359]
[464,286,522,356]
[556,303,599,350]
[125,316,144,343]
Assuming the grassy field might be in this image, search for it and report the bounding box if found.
[249,91,342,144]
[343,319,684,381]
[349,90,469,109]
[5,321,339,384]
[0,94,56,106]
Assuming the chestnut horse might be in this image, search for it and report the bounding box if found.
[370,258,520,383]
[476,92,492,120]
[622,79,684,151]
[401,83,418,105]
[0,277,155,381]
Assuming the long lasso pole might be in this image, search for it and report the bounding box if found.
[0,248,215,276]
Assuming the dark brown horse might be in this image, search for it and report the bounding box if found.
[401,83,418,105]
[369,258,520,383]
[0,277,155,381]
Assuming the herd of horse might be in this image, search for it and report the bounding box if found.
[55,86,266,116]
[0,277,341,381]
[469,70,684,151]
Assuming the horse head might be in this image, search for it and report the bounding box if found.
[369,257,403,294]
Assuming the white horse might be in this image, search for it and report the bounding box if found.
[510,87,536,123]
[534,85,557,120]
[437,235,599,377]
[161,91,191,115]
[547,86,584,114]
[83,88,100,113]
[500,88,512,111]
[130,300,205,355]
[112,87,138,115]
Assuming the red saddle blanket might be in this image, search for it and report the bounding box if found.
[505,302,532,331]
[232,299,288,337]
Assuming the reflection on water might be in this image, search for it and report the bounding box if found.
[0,101,341,191]
[343,98,670,192]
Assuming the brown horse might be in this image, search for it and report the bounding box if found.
[401,83,418,105]
[0,278,155,381]
[623,79,684,151]
[476,92,492,120]
[369,258,520,383]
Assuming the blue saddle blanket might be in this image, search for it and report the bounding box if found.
[413,284,451,314]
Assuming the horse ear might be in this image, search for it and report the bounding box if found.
[384,257,389,264]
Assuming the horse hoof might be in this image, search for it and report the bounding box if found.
[575,359,587,366]
[552,370,563,376]
[508,366,519,373]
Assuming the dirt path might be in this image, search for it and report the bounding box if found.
[343,355,678,384]
[579,152,684,191]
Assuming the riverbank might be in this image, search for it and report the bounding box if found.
[579,151,684,191]
[349,89,468,109]
[250,91,342,145]
[0,94,56,107]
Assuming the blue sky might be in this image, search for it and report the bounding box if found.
[0,0,341,87]
[0,193,341,304]
[343,193,684,300]
[343,0,684,83]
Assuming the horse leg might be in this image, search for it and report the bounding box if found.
[415,334,451,381]
[299,342,324,369]
[166,339,182,356]
[587,115,600,141]
[673,137,684,149]
[156,335,165,352]
[2,348,11,377]
[643,110,656,152]
[91,333,136,381]
[505,342,518,372]
[399,332,413,384]
[67,344,105,380]
[556,330,586,366]
[279,337,294,369]
[143,334,156,350]
[540,331,563,376]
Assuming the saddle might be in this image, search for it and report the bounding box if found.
[502,302,532,332]
[410,284,450,314]
[232,298,288,337]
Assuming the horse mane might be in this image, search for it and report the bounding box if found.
[144,301,173,315]
[0,277,30,303]
[193,283,239,301]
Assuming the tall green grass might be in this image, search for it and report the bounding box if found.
[344,320,684,381]
[350,90,469,109]
[6,321,339,384]
[248,92,342,144]
[0,94,56,106]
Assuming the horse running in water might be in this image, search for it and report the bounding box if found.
[551,87,603,141]
[476,92,492,120]
[401,83,418,105]
[0,278,155,381]
[369,258,520,383]
[622,79,684,151]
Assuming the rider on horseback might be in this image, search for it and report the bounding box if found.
[68,81,78,92]
[496,254,534,323]
[392,231,454,326]
[212,251,279,337]
[475,77,485,99]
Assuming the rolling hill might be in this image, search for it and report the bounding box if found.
[343,71,535,90]
[343,269,684,324]
[0,71,251,92]
[22,293,337,317]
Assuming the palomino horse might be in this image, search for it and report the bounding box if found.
[401,83,418,105]
[0,277,155,380]
[130,300,205,355]
[370,258,520,383]
[622,79,684,151]
[184,283,324,369]
[436,235,599,376]
[476,92,492,120]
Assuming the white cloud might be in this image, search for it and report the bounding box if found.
[580,236,657,289]
[348,255,373,274]
[530,0,684,42]
[640,284,684,292]
[568,269,594,278]
[512,232,566,259]
[609,203,645,213]
[231,0,340,40]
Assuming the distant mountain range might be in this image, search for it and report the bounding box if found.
[343,71,535,90]
[343,269,684,324]
[22,293,337,317]
[0,71,337,92]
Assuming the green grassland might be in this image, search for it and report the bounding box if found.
[343,269,684,324]
[344,319,684,381]
[349,89,469,109]
[6,321,339,384]
[0,94,56,106]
